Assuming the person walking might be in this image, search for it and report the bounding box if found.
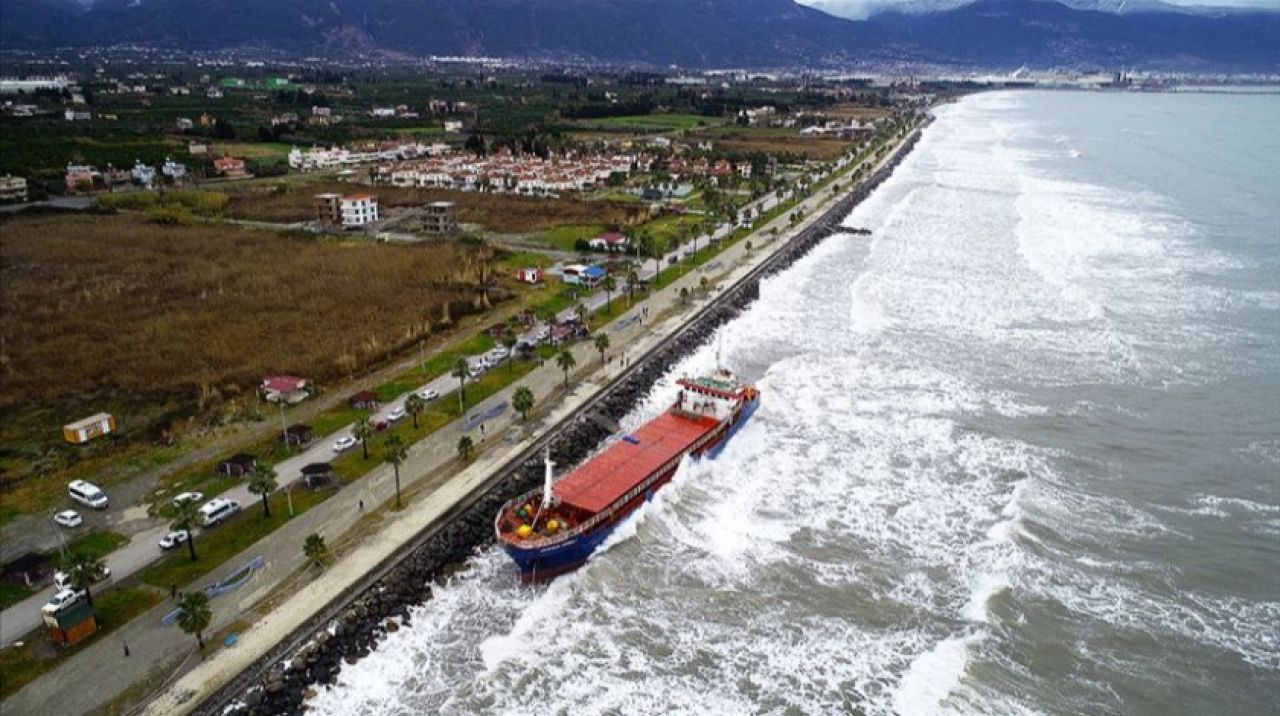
[170,582,177,600]
[358,499,364,511]
[123,641,130,657]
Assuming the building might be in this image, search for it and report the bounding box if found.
[516,267,543,284]
[65,164,101,194]
[422,201,457,236]
[131,161,156,187]
[188,141,209,155]
[0,175,27,203]
[175,117,194,131]
[444,120,463,132]
[300,462,335,488]
[313,193,342,225]
[262,376,309,404]
[588,232,629,252]
[213,156,249,178]
[348,391,379,410]
[63,413,116,444]
[217,453,257,477]
[561,264,607,289]
[281,423,314,446]
[64,109,91,122]
[340,194,379,227]
[161,158,187,181]
[43,599,97,646]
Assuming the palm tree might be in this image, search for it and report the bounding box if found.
[699,276,710,295]
[679,286,690,306]
[642,232,662,284]
[555,349,576,388]
[384,433,408,508]
[601,274,617,313]
[405,393,424,429]
[176,591,212,650]
[575,301,588,327]
[59,550,106,608]
[512,386,535,421]
[246,462,278,519]
[303,533,329,569]
[626,270,640,305]
[502,329,518,373]
[745,240,753,256]
[457,435,474,461]
[593,332,610,365]
[353,416,373,460]
[170,499,201,562]
[667,237,681,275]
[452,357,469,412]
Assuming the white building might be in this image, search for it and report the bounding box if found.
[161,158,187,180]
[340,194,379,227]
[131,161,156,187]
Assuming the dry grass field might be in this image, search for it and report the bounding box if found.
[225,182,648,232]
[0,214,484,412]
[699,127,852,161]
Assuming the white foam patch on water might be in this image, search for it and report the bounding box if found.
[893,633,982,716]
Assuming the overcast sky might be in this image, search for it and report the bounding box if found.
[799,0,1280,21]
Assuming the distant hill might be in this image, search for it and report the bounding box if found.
[3,0,1279,71]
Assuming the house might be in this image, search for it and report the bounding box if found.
[348,390,379,410]
[280,423,314,446]
[3,552,53,589]
[161,158,187,180]
[175,117,194,131]
[516,267,543,284]
[370,107,396,118]
[62,413,115,444]
[213,156,249,178]
[588,232,629,252]
[422,201,457,236]
[188,141,209,155]
[217,453,257,477]
[443,120,463,132]
[313,193,342,225]
[206,87,223,99]
[561,264,607,289]
[340,194,379,227]
[64,109,91,121]
[300,462,335,488]
[0,175,27,203]
[262,375,309,404]
[131,161,157,187]
[65,164,100,194]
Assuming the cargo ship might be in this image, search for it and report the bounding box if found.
[496,368,759,583]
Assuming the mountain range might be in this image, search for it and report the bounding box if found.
[3,0,1279,71]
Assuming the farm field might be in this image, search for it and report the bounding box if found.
[573,113,717,131]
[698,126,852,161]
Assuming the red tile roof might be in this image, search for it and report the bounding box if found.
[554,412,719,514]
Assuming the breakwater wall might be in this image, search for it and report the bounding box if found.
[201,125,925,716]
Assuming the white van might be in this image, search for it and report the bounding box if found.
[67,480,109,510]
[198,498,241,527]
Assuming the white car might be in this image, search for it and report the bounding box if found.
[487,346,509,361]
[173,491,204,507]
[42,588,86,615]
[386,407,407,423]
[332,436,359,453]
[53,510,82,528]
[417,388,439,401]
[158,530,190,551]
[54,566,111,591]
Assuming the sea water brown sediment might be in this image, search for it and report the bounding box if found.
[202,126,927,716]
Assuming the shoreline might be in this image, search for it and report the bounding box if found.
[145,122,930,716]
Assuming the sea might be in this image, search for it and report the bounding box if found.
[310,90,1280,715]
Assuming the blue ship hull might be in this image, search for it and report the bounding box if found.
[502,393,759,583]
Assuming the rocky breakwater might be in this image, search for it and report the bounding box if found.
[206,123,927,716]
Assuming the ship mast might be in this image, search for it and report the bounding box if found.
[541,448,555,510]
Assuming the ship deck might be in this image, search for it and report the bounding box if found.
[554,411,721,514]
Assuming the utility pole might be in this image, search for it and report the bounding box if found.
[278,400,287,445]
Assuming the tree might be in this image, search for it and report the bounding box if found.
[593,332,610,365]
[745,240,754,256]
[246,462,278,519]
[405,393,425,429]
[457,435,474,461]
[170,499,201,562]
[452,357,469,412]
[304,533,329,569]
[353,417,373,460]
[601,274,617,313]
[679,287,690,306]
[59,550,106,608]
[502,329,518,372]
[385,433,408,508]
[700,276,710,295]
[512,386,535,421]
[176,591,212,650]
[626,270,640,305]
[575,301,589,328]
[556,349,577,388]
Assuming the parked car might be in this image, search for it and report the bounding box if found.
[53,510,82,528]
[487,346,509,362]
[417,388,439,401]
[386,406,407,423]
[42,588,86,615]
[54,566,111,591]
[67,480,109,510]
[158,530,190,551]
[172,491,204,507]
[332,436,358,453]
[467,360,486,378]
[198,498,241,528]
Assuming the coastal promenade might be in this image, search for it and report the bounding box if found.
[1,123,923,716]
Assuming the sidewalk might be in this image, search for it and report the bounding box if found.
[2,126,920,716]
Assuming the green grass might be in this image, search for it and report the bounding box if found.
[136,489,330,590]
[578,114,713,131]
[0,504,19,528]
[0,586,162,700]
[0,582,33,611]
[66,530,128,560]
[533,224,606,252]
